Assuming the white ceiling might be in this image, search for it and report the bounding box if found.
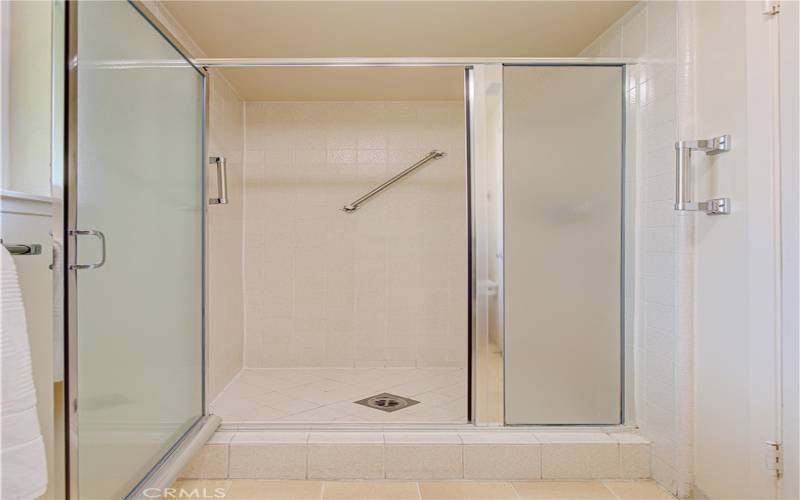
[162,1,636,101]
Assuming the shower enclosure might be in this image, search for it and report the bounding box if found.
[62,1,629,496]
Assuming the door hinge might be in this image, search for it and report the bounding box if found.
[764,0,780,15]
[766,441,783,478]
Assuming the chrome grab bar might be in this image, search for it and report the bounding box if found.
[342,150,446,213]
[0,239,42,256]
[68,229,106,270]
[674,134,731,215]
[209,156,228,205]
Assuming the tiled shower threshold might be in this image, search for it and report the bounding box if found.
[182,428,651,481]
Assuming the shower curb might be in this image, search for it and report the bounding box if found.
[179,431,650,481]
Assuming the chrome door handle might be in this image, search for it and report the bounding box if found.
[209,156,228,205]
[69,229,106,270]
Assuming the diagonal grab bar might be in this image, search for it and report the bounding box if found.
[341,150,446,213]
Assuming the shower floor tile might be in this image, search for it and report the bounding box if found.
[211,368,467,424]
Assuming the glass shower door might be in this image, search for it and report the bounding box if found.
[68,2,204,497]
[503,66,623,424]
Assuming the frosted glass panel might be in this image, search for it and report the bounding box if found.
[503,66,622,425]
[75,2,203,497]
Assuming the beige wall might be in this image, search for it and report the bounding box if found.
[3,1,52,196]
[243,101,467,368]
[146,1,246,401]
[1,3,59,497]
[693,2,784,499]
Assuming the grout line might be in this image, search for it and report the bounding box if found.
[226,443,231,478]
[538,441,543,480]
[415,481,422,500]
[460,441,465,479]
[319,480,325,500]
[222,479,233,496]
[306,433,311,480]
[509,480,522,500]
[601,479,623,500]
[382,432,387,479]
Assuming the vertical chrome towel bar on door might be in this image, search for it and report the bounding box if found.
[209,156,228,205]
[674,134,731,215]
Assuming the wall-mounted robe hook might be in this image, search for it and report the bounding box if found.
[674,134,731,215]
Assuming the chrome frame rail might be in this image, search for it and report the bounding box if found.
[126,415,221,500]
[194,57,636,68]
[341,149,446,213]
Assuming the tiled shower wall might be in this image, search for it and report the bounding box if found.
[243,101,467,369]
[206,74,245,400]
[581,1,694,496]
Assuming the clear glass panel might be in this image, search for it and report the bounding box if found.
[503,66,623,424]
[76,2,203,497]
[470,65,505,424]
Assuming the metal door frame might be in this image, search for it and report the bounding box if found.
[63,1,216,498]
[191,58,630,429]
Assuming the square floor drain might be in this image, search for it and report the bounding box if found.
[354,393,420,413]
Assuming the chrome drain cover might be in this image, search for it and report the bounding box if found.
[354,393,420,413]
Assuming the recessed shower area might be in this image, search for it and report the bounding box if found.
[202,63,629,428]
[207,67,470,425]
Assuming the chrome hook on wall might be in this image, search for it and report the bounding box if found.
[674,134,731,215]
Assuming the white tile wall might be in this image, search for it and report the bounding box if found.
[207,74,246,400]
[581,2,692,496]
[243,101,467,369]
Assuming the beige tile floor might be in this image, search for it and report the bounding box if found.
[167,480,675,499]
[211,368,467,423]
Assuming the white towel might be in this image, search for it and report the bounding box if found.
[1,246,48,499]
